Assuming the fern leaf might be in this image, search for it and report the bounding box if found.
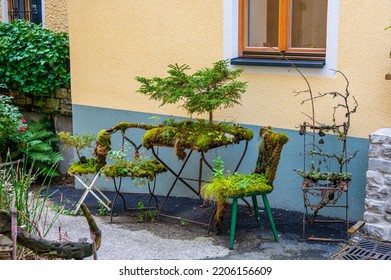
[27,152,52,163]
[28,143,52,153]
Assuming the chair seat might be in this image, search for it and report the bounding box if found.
[68,158,104,175]
[101,159,167,179]
[202,173,273,201]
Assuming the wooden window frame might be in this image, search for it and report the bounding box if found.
[238,0,326,61]
[7,0,32,22]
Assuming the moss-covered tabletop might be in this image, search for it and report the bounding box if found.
[142,119,254,160]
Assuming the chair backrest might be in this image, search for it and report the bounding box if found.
[93,122,157,165]
[254,126,289,186]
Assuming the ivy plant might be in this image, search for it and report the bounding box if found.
[136,59,247,122]
[0,20,70,96]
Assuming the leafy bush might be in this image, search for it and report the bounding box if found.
[0,20,70,96]
[19,118,64,177]
[0,93,29,162]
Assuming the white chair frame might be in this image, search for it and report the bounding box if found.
[73,171,112,213]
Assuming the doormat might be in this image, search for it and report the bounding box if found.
[333,239,391,260]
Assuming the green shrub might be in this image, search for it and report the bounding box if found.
[19,118,64,177]
[0,20,70,96]
[0,93,29,162]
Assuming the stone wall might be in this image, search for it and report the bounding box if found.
[11,88,72,116]
[364,128,391,242]
[11,89,73,175]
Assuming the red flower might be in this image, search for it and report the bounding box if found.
[21,119,27,124]
[24,125,28,131]
[19,126,23,132]
[22,143,26,147]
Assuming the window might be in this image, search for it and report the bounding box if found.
[5,0,43,25]
[238,0,328,62]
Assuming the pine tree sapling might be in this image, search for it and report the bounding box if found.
[136,60,247,122]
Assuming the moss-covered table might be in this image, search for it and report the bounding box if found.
[142,119,254,231]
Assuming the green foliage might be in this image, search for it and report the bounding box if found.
[136,59,247,122]
[19,118,63,177]
[0,93,28,162]
[201,157,271,203]
[137,201,158,223]
[58,131,95,161]
[0,159,60,237]
[0,20,70,96]
[97,201,109,216]
[212,157,225,179]
[294,169,352,182]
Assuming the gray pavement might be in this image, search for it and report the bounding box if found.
[44,210,346,260]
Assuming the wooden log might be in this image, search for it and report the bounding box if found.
[0,204,101,260]
[348,220,365,234]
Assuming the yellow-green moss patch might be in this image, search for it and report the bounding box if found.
[101,159,167,180]
[68,158,104,175]
[142,119,254,159]
[201,173,272,202]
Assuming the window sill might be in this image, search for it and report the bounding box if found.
[230,57,325,69]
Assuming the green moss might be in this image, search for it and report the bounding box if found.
[295,169,352,182]
[68,158,104,175]
[255,127,289,185]
[94,129,111,164]
[142,119,254,159]
[113,122,156,132]
[201,173,272,202]
[101,158,167,180]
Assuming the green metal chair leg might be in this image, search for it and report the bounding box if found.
[262,194,279,242]
[251,195,262,227]
[229,198,239,249]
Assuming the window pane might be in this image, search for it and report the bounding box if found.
[247,0,279,48]
[8,0,42,24]
[30,0,43,25]
[11,0,27,20]
[291,0,328,48]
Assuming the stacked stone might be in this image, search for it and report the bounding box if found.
[364,128,391,242]
[11,88,72,116]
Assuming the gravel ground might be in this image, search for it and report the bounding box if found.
[40,177,349,260]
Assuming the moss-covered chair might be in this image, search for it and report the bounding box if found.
[201,127,289,249]
[65,137,112,215]
[99,122,168,221]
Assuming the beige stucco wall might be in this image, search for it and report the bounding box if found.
[45,0,68,32]
[68,0,391,139]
